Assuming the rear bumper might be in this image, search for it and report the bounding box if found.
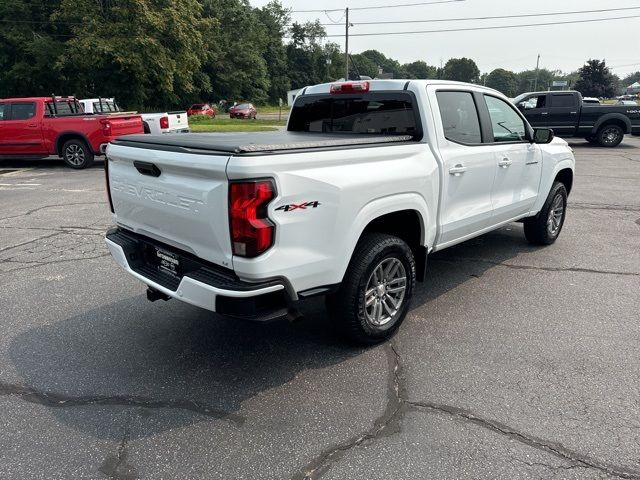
[105,228,290,321]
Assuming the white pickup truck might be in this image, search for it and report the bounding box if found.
[104,80,575,344]
[79,98,190,134]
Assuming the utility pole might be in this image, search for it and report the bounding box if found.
[345,8,349,80]
[534,54,540,91]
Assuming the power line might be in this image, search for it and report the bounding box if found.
[290,0,464,13]
[315,13,640,37]
[296,5,640,27]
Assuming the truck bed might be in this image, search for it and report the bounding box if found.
[111,131,415,155]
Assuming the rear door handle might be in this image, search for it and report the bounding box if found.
[449,164,467,176]
[498,158,512,168]
[541,112,549,115]
[27,123,38,128]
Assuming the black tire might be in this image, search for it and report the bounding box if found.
[596,124,624,148]
[523,182,568,245]
[326,233,416,345]
[62,139,94,169]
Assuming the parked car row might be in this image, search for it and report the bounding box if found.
[186,102,258,119]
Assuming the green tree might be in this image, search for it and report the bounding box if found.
[256,1,290,103]
[486,68,517,97]
[574,59,616,98]
[55,0,214,109]
[350,53,379,79]
[0,0,67,98]
[359,49,407,79]
[442,58,479,83]
[201,0,270,105]
[515,68,556,94]
[286,20,332,88]
[623,71,640,87]
[404,61,437,79]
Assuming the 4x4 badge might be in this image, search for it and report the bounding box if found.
[275,201,321,212]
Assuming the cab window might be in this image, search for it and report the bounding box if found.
[10,102,36,120]
[484,95,527,143]
[550,94,575,108]
[436,91,482,144]
[0,103,6,121]
[518,94,546,110]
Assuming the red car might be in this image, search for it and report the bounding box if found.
[0,96,143,169]
[229,103,257,119]
[187,103,216,117]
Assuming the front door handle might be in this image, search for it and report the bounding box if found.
[498,158,512,168]
[541,112,549,115]
[449,164,467,176]
[27,123,38,128]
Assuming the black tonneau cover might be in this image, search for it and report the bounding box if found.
[112,131,414,155]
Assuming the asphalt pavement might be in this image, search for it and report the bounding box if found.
[0,137,639,479]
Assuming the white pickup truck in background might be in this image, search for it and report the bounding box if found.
[79,98,190,134]
[104,80,575,344]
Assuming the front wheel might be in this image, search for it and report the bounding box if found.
[523,182,568,245]
[596,124,624,148]
[326,233,416,345]
[62,139,94,169]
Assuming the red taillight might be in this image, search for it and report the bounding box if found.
[229,180,276,257]
[160,116,169,129]
[330,81,370,94]
[104,157,114,213]
[100,119,112,136]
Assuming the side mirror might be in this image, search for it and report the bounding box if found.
[533,128,554,144]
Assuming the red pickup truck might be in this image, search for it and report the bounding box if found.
[0,96,144,168]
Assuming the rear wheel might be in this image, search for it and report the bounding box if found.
[62,139,94,169]
[596,124,624,148]
[326,233,416,345]
[523,182,568,245]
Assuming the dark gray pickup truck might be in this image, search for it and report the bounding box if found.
[513,90,640,147]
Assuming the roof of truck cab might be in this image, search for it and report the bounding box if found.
[112,131,415,155]
[0,97,77,102]
[301,79,503,96]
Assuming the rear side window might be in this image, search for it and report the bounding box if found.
[45,101,82,116]
[551,94,575,108]
[0,103,6,120]
[10,102,36,120]
[436,91,481,144]
[288,92,419,136]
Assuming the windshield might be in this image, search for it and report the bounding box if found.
[236,103,252,109]
[288,92,420,137]
[191,104,204,109]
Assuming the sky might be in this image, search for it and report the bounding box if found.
[249,0,640,81]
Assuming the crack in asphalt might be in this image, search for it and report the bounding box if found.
[0,381,245,426]
[99,420,138,480]
[408,401,640,479]
[293,342,406,480]
[434,257,640,277]
[569,202,640,212]
[294,343,640,480]
[0,201,105,222]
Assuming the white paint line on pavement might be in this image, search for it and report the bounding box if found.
[0,183,42,186]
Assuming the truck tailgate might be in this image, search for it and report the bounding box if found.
[167,111,189,131]
[107,114,145,136]
[106,142,233,269]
